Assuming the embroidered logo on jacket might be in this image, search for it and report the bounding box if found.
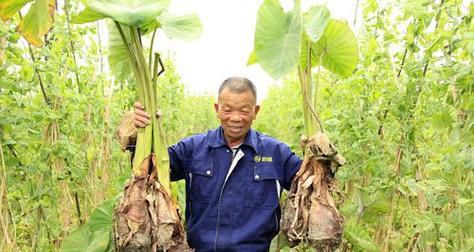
[254,156,272,162]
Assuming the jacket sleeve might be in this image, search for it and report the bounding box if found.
[168,137,193,181]
[279,144,302,190]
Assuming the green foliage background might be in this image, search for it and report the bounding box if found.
[0,0,473,251]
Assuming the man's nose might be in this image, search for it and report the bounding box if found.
[229,112,242,121]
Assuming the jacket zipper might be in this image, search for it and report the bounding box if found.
[214,148,244,251]
[188,173,193,222]
[213,180,227,251]
[274,180,280,236]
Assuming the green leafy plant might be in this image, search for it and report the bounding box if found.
[61,200,115,252]
[251,0,358,136]
[0,0,55,47]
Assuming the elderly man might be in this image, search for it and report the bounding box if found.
[133,77,301,251]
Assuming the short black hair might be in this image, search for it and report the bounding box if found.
[218,77,257,101]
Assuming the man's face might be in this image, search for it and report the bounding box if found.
[214,88,260,146]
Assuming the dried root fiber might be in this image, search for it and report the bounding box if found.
[113,155,193,252]
[281,132,346,251]
[115,111,137,152]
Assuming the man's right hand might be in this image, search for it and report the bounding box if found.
[133,101,150,128]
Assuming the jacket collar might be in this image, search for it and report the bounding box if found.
[207,126,258,152]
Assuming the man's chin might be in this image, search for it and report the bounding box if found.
[227,133,244,141]
[224,130,248,144]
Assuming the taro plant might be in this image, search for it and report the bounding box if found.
[62,0,202,251]
[249,0,358,250]
[250,0,358,136]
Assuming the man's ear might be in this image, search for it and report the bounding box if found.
[214,103,219,114]
[253,105,260,119]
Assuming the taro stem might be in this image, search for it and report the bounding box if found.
[152,53,171,191]
[298,39,324,140]
[114,22,171,194]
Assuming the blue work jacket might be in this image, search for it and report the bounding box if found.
[168,126,302,252]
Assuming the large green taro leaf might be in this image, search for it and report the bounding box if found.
[84,230,111,252]
[159,13,203,41]
[88,199,114,232]
[254,0,302,79]
[60,226,111,252]
[60,225,89,252]
[246,50,257,66]
[60,200,115,252]
[312,19,358,77]
[72,6,106,24]
[107,22,132,81]
[74,0,170,26]
[303,5,330,43]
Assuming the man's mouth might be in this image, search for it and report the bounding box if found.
[228,126,243,133]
